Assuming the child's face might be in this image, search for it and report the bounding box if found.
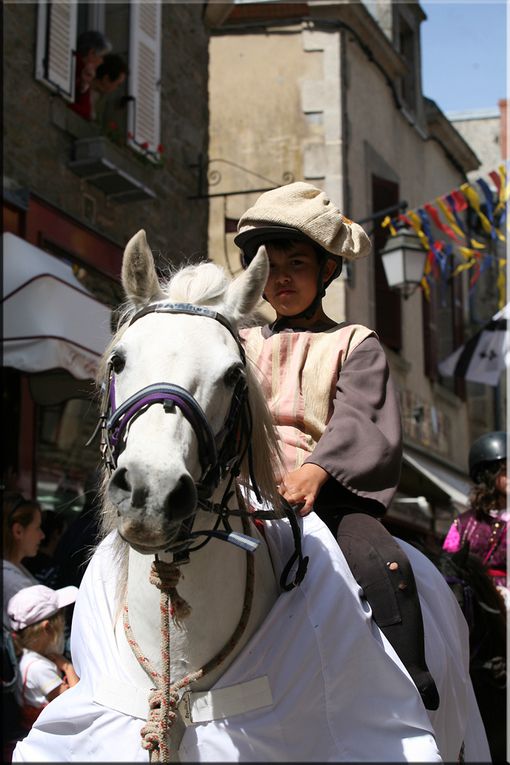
[264,242,324,318]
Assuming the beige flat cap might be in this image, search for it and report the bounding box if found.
[235,181,371,261]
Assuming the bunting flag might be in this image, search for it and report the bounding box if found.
[381,165,508,307]
[436,197,466,241]
[438,303,509,386]
[424,202,462,244]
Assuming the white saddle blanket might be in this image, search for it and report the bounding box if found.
[13,513,489,762]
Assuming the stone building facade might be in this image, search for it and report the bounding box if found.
[207,0,498,542]
[4,2,209,258]
[3,1,211,507]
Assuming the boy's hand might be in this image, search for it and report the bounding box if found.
[279,463,329,516]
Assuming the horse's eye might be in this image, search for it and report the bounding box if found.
[111,353,125,374]
[223,365,244,387]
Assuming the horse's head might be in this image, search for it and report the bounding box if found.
[100,229,274,553]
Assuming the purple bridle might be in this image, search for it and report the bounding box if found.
[98,302,249,501]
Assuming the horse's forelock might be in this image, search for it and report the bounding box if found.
[164,261,230,307]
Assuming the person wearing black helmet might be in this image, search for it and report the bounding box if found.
[236,181,439,710]
[443,431,507,598]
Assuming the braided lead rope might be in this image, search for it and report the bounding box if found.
[123,513,256,762]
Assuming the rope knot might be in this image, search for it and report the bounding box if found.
[140,688,171,757]
[150,559,192,626]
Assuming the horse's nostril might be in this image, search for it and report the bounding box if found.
[165,474,196,516]
[111,467,131,494]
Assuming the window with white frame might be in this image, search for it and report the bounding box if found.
[35,0,162,158]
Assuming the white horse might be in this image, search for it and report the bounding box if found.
[14,231,490,763]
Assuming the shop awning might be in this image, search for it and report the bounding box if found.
[402,449,470,512]
[3,233,112,380]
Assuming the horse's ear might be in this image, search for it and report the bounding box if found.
[224,246,269,324]
[122,230,164,306]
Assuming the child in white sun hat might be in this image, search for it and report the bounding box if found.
[236,181,439,710]
[8,584,79,730]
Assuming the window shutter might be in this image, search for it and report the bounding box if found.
[128,1,162,156]
[35,0,77,100]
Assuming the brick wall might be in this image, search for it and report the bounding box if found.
[3,3,210,270]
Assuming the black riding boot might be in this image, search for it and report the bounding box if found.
[337,512,440,711]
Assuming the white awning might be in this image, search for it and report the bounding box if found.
[3,233,112,380]
[402,450,470,511]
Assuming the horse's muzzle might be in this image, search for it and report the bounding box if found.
[108,466,198,551]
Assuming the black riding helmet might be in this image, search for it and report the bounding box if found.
[468,430,507,483]
[234,225,343,320]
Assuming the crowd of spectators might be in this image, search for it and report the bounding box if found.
[2,472,102,761]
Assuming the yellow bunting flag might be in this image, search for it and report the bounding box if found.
[497,258,507,309]
[381,216,397,236]
[461,183,505,241]
[406,211,430,250]
[436,197,466,240]
[453,258,478,278]
[495,164,510,215]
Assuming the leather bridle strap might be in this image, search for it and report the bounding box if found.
[128,302,246,364]
[107,382,217,474]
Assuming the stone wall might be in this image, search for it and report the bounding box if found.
[3,2,210,268]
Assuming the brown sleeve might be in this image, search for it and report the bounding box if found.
[303,335,402,511]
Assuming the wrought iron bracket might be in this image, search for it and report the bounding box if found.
[188,154,294,200]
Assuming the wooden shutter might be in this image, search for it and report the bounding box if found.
[128,1,162,155]
[35,0,77,100]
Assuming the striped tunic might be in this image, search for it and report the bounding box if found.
[240,323,402,516]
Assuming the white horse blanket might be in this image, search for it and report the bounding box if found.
[13,512,490,762]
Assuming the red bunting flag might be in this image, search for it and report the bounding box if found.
[424,203,462,244]
[489,170,502,194]
[450,189,468,212]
